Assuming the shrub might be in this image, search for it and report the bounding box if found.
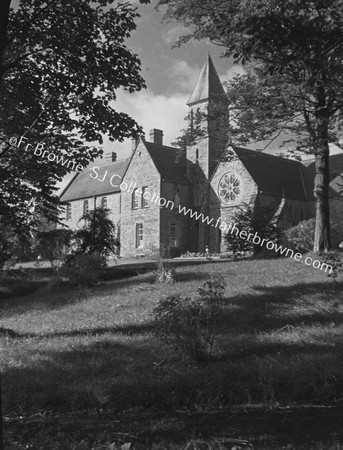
[34,229,73,272]
[286,218,341,252]
[153,275,226,360]
[150,244,176,284]
[0,224,33,270]
[60,252,106,286]
[319,251,343,287]
[73,207,119,258]
[226,203,280,258]
[169,246,181,258]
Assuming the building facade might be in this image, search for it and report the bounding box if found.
[59,56,343,256]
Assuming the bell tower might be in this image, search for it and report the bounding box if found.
[186,54,229,180]
[186,55,229,252]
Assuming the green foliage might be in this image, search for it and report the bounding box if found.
[168,247,181,258]
[161,0,343,252]
[61,252,106,286]
[226,203,279,257]
[149,244,177,284]
[73,208,118,257]
[285,219,316,253]
[319,251,343,286]
[0,0,147,232]
[153,275,226,360]
[35,228,73,272]
[0,224,33,269]
[286,219,341,253]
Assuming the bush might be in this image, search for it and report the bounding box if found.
[226,203,280,258]
[60,253,106,286]
[153,276,226,360]
[0,224,33,269]
[150,244,176,284]
[319,251,343,286]
[169,247,181,258]
[74,208,118,257]
[285,218,341,252]
[34,229,73,272]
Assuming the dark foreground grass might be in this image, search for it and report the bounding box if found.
[1,258,343,449]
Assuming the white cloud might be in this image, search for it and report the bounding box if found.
[169,60,200,93]
[101,89,189,159]
[221,64,247,82]
[163,25,189,45]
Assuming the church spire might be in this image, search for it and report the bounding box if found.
[187,54,226,106]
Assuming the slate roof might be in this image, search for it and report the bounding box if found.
[187,54,227,106]
[144,141,191,184]
[59,158,130,202]
[233,146,307,200]
[302,153,343,199]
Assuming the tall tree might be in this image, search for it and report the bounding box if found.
[0,0,149,233]
[160,0,343,252]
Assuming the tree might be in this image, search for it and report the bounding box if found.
[35,228,74,272]
[226,203,279,258]
[0,0,149,233]
[73,207,118,257]
[159,0,343,252]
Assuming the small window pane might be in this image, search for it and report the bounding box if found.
[66,203,72,220]
[135,223,143,248]
[132,189,140,209]
[142,187,149,208]
[83,200,89,215]
[101,196,107,208]
[170,224,178,247]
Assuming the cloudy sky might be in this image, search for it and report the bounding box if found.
[101,0,245,160]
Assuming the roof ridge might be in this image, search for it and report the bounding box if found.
[233,146,302,164]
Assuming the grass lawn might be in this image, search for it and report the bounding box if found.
[1,257,343,449]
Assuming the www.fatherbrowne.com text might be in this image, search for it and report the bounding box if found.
[90,167,333,274]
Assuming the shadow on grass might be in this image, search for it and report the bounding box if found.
[217,281,343,333]
[3,335,343,450]
[9,322,156,339]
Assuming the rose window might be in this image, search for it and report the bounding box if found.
[218,173,242,204]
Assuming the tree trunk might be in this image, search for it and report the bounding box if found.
[0,0,11,82]
[313,116,331,253]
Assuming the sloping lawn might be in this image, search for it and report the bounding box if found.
[1,258,343,449]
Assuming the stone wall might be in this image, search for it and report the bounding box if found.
[160,181,190,255]
[120,141,161,257]
[61,193,120,231]
[210,149,258,252]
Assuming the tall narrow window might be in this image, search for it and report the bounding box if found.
[132,188,140,209]
[66,203,72,220]
[101,196,107,208]
[83,199,89,215]
[170,224,178,247]
[195,148,199,164]
[135,223,143,248]
[142,187,149,208]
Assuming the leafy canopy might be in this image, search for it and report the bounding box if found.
[73,207,118,257]
[0,0,149,231]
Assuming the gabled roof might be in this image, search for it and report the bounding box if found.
[187,54,227,106]
[233,146,307,200]
[60,158,130,202]
[144,141,191,184]
[302,153,343,199]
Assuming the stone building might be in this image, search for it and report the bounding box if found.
[59,55,343,256]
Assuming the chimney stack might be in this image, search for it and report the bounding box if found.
[149,128,163,145]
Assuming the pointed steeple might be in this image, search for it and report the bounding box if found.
[187,54,226,106]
